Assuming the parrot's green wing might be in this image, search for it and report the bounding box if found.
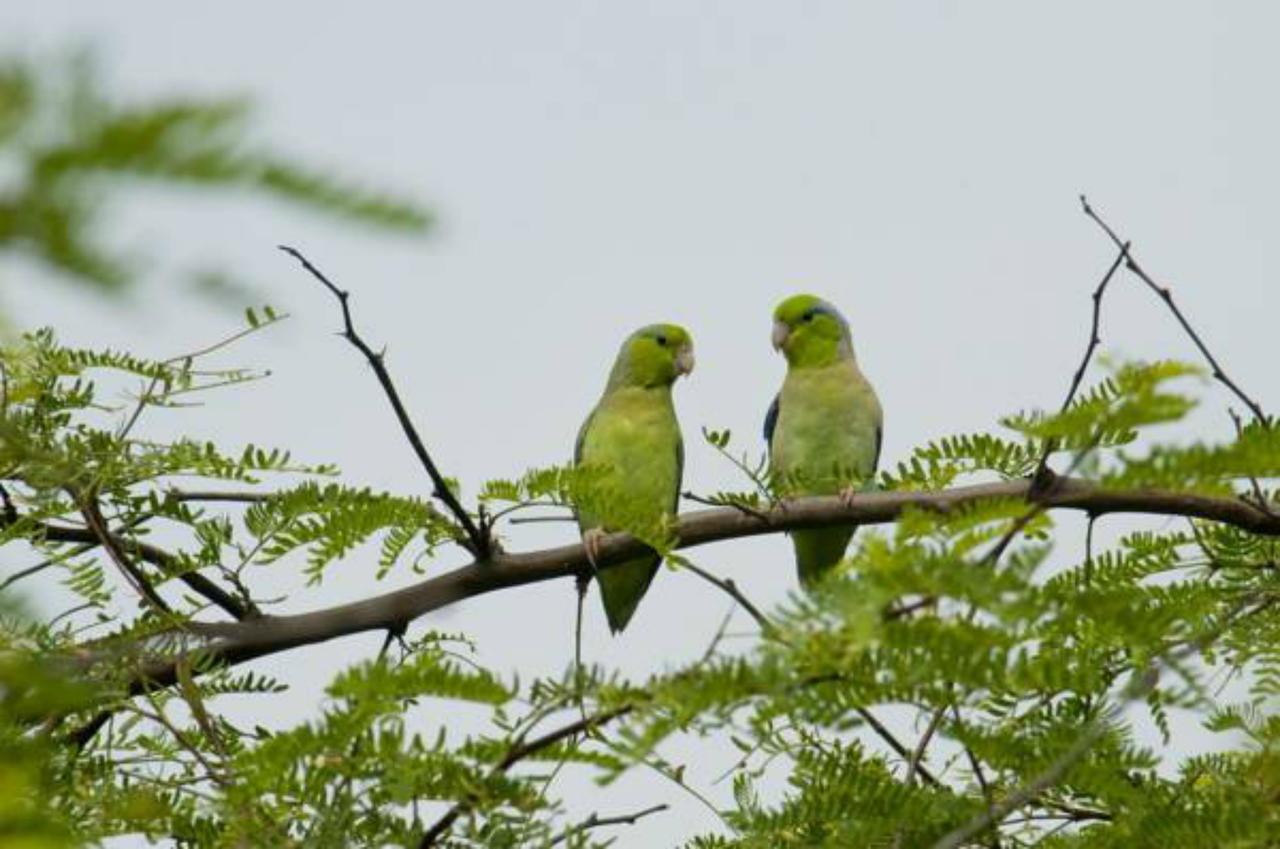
[576,389,683,633]
[766,365,882,586]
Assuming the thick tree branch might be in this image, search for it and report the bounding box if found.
[112,477,1280,694]
[279,246,488,556]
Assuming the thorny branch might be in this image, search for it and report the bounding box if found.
[1030,231,1129,486]
[1081,195,1268,424]
[64,477,1280,712]
[279,246,489,557]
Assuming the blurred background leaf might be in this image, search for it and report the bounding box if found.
[0,48,429,305]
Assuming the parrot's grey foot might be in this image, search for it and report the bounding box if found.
[838,486,859,509]
[582,528,607,572]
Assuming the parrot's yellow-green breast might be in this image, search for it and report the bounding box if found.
[576,322,693,632]
[768,294,882,585]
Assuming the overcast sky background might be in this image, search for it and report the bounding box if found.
[3,3,1278,846]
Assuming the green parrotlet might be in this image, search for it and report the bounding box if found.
[575,323,694,632]
[765,294,882,586]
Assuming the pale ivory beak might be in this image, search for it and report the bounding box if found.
[772,319,790,352]
[676,345,696,376]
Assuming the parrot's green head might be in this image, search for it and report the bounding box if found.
[607,323,695,389]
[772,294,853,368]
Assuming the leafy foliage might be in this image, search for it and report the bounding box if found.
[0,51,428,299]
[0,317,1277,848]
[0,52,1277,849]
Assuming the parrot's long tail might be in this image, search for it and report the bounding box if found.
[597,555,661,633]
[792,527,855,587]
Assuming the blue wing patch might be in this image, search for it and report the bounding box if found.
[763,394,780,447]
[673,434,684,514]
[574,408,595,466]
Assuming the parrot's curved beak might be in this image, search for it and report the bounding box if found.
[675,345,695,377]
[771,320,790,352]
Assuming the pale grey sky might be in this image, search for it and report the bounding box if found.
[3,3,1277,846]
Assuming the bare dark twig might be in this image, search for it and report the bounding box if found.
[1084,513,1097,587]
[279,246,488,556]
[1031,236,1129,487]
[4,515,251,620]
[1081,196,1268,423]
[953,705,1001,849]
[678,557,776,638]
[508,514,576,525]
[66,710,111,750]
[548,803,669,846]
[77,494,173,617]
[906,705,948,788]
[572,574,590,722]
[2,514,149,592]
[1041,800,1112,823]
[884,595,938,621]
[1228,408,1275,517]
[166,489,275,504]
[0,482,16,524]
[1006,227,1125,568]
[0,559,53,591]
[682,490,769,521]
[854,706,942,789]
[418,705,633,847]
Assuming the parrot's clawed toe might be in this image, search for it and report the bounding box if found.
[582,528,607,571]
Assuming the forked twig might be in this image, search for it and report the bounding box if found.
[418,705,633,847]
[1081,196,1267,423]
[1031,232,1129,485]
[279,246,488,556]
[548,803,669,846]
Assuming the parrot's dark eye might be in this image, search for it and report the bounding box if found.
[802,309,816,323]
[655,335,668,347]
